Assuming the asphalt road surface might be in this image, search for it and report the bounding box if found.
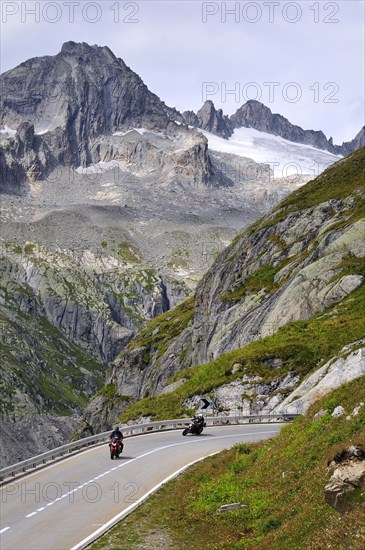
[0,424,282,550]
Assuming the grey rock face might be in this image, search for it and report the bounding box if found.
[0,42,174,166]
[0,415,78,468]
[194,101,233,139]
[0,122,55,193]
[189,211,364,367]
[0,42,217,192]
[0,246,183,363]
[274,345,365,414]
[336,126,365,156]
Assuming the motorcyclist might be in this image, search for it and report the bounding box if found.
[192,413,205,432]
[109,426,124,453]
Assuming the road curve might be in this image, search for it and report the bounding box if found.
[0,424,282,550]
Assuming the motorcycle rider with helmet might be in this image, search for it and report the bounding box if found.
[192,413,205,433]
[109,426,124,453]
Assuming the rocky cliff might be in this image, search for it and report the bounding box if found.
[182,101,232,139]
[81,147,365,431]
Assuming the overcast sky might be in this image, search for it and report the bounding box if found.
[1,0,364,142]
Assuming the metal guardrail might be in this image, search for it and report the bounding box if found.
[0,414,299,482]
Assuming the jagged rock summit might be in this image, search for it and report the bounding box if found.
[0,41,179,167]
[230,100,332,151]
[182,100,232,139]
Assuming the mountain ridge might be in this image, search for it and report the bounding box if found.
[1,41,363,191]
[184,99,364,156]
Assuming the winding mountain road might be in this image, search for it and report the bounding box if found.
[0,424,282,550]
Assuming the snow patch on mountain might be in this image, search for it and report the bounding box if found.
[0,125,17,138]
[199,127,342,178]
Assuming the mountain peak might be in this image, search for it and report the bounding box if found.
[60,41,114,56]
[0,42,177,165]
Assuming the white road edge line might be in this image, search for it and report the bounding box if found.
[0,527,11,534]
[69,451,219,550]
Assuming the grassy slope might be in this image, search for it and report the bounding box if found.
[129,296,195,361]
[118,279,365,422]
[91,377,365,550]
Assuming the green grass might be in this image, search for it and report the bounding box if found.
[91,377,365,550]
[330,252,365,282]
[119,282,365,422]
[167,248,190,270]
[221,264,282,302]
[117,242,142,264]
[278,147,365,212]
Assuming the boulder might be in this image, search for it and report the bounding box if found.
[324,446,365,512]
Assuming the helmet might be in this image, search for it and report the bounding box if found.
[198,413,204,419]
[115,426,119,430]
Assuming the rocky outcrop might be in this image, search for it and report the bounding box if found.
[190,210,365,367]
[182,101,233,139]
[0,42,217,192]
[335,126,365,156]
[325,445,365,512]
[274,344,365,414]
[0,42,173,164]
[0,244,184,363]
[0,122,55,192]
[0,415,78,468]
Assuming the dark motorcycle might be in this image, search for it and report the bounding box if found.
[109,435,123,459]
[182,418,206,436]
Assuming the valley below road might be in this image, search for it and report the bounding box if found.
[0,424,282,550]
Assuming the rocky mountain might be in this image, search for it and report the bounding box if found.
[80,147,365,433]
[0,42,363,463]
[1,42,363,192]
[339,125,365,156]
[0,42,216,196]
[1,41,173,164]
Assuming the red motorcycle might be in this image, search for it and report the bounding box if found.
[109,435,123,459]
